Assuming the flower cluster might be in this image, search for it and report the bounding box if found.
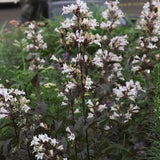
[55,0,101,49]
[62,0,92,17]
[110,80,144,123]
[100,0,124,31]
[131,0,160,74]
[92,49,124,81]
[31,134,64,160]
[109,103,140,123]
[52,0,104,108]
[24,23,47,73]
[136,0,160,52]
[0,84,30,120]
[109,35,128,51]
[130,54,152,73]
[25,23,47,52]
[136,36,158,51]
[86,99,108,118]
[28,56,45,72]
[113,80,144,101]
[137,0,160,35]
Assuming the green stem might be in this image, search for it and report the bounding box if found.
[21,49,26,71]
[153,64,160,116]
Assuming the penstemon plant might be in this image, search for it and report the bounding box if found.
[129,0,160,117]
[49,0,145,159]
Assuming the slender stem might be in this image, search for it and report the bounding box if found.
[74,141,78,160]
[85,129,90,160]
[77,15,90,160]
[34,72,40,102]
[12,118,19,143]
[21,48,26,71]
[79,52,90,160]
[69,101,78,159]
[27,142,32,160]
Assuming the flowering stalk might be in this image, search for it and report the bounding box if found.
[24,22,47,101]
[52,0,102,158]
[132,0,160,75]
[30,134,64,160]
[0,84,31,148]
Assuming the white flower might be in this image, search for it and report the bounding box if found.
[151,36,158,42]
[62,102,68,106]
[21,104,30,113]
[124,112,132,120]
[14,89,25,95]
[101,0,124,30]
[74,108,80,113]
[92,55,103,68]
[29,23,35,29]
[35,152,44,160]
[131,66,141,73]
[92,49,103,67]
[100,21,112,29]
[37,34,43,42]
[87,99,94,107]
[62,63,75,74]
[137,0,160,34]
[26,32,33,39]
[38,134,50,143]
[68,133,75,141]
[51,138,59,146]
[0,107,8,119]
[66,127,75,141]
[0,88,12,102]
[71,53,83,63]
[57,145,64,150]
[62,0,89,15]
[129,104,140,113]
[76,30,85,43]
[109,35,128,51]
[65,81,76,93]
[104,125,110,130]
[31,136,40,146]
[88,113,94,118]
[49,150,54,156]
[97,104,107,112]
[110,111,120,120]
[82,18,98,30]
[147,43,157,49]
[152,0,160,8]
[61,18,75,29]
[50,55,59,62]
[85,77,93,90]
[31,134,61,159]
[91,34,101,46]
[113,80,144,102]
[40,122,45,128]
[113,86,125,100]
[62,4,77,15]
